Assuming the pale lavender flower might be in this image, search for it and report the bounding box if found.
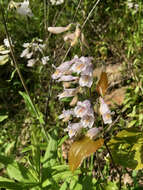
[74,100,94,118]
[86,127,102,139]
[81,115,95,128]
[59,109,74,122]
[70,56,93,74]
[52,59,76,80]
[99,97,112,124]
[57,75,78,82]
[81,63,93,76]
[65,122,82,138]
[79,75,93,87]
[58,88,79,99]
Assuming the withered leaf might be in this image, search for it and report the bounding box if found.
[68,136,104,172]
[96,71,108,96]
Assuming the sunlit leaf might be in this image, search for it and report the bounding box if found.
[96,72,108,96]
[68,136,104,172]
[0,55,9,65]
[0,115,8,122]
[108,127,143,170]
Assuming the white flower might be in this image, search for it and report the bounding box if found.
[65,122,82,138]
[79,75,93,88]
[74,100,94,118]
[57,75,78,82]
[23,43,30,48]
[81,115,95,128]
[58,88,79,99]
[42,56,49,65]
[99,97,112,124]
[86,127,102,139]
[50,0,64,5]
[27,58,36,67]
[3,38,12,48]
[17,0,33,17]
[59,109,74,122]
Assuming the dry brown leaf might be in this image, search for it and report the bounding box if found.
[68,136,104,172]
[96,72,108,96]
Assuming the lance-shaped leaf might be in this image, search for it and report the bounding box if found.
[96,71,108,96]
[68,136,104,172]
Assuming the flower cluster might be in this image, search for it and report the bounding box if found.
[8,0,33,17]
[20,39,49,67]
[52,56,99,138]
[52,55,93,89]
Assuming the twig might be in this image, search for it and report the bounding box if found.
[81,0,101,30]
[0,2,49,141]
[104,141,122,190]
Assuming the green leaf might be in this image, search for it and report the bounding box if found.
[7,161,37,183]
[108,127,143,170]
[127,120,137,128]
[19,91,38,118]
[60,181,68,190]
[0,115,8,122]
[0,181,39,190]
[0,155,37,183]
[43,130,58,167]
[0,55,9,65]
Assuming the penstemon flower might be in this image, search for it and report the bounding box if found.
[74,100,94,118]
[59,109,74,122]
[65,122,83,138]
[57,88,79,99]
[99,97,112,124]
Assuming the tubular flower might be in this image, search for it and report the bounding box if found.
[65,122,82,138]
[79,75,93,88]
[86,127,102,139]
[57,75,79,82]
[58,88,79,99]
[99,97,112,124]
[81,115,95,128]
[74,100,94,118]
[59,109,74,122]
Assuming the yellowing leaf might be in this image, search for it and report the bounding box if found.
[0,55,9,65]
[68,136,104,172]
[108,127,143,170]
[96,72,108,96]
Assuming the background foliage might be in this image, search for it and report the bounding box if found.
[1,0,143,189]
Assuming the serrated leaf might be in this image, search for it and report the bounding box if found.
[96,72,108,96]
[0,55,9,65]
[68,136,104,172]
[108,127,143,170]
